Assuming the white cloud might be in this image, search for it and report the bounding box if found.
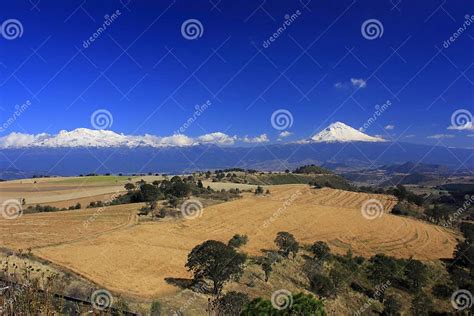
[447,122,474,130]
[0,132,50,148]
[404,134,416,138]
[350,78,367,88]
[156,134,195,146]
[197,132,237,145]
[242,134,269,143]
[384,124,395,130]
[278,131,292,138]
[427,134,455,139]
[467,134,474,137]
[335,78,367,89]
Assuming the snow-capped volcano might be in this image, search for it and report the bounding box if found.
[310,122,385,143]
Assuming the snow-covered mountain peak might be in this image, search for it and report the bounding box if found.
[310,122,385,143]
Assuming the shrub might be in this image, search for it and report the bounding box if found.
[255,186,264,195]
[383,295,402,316]
[432,283,455,299]
[215,291,249,315]
[244,293,326,315]
[309,273,336,298]
[228,234,248,248]
[310,241,331,261]
[410,292,433,315]
[150,300,161,316]
[274,232,299,259]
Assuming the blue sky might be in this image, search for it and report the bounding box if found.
[0,0,473,147]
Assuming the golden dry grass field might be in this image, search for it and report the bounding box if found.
[0,181,458,299]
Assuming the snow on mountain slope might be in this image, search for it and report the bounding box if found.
[0,122,385,148]
[0,128,234,148]
[310,122,385,143]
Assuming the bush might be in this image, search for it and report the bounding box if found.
[310,241,331,261]
[228,234,248,248]
[309,273,336,298]
[383,295,402,316]
[216,291,249,315]
[274,232,299,259]
[410,292,433,315]
[150,300,161,316]
[255,186,264,195]
[244,292,326,315]
[432,283,455,299]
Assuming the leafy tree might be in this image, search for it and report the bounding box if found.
[140,184,160,202]
[228,234,248,248]
[309,273,336,298]
[310,241,331,261]
[169,181,191,198]
[215,291,249,316]
[404,259,427,291]
[453,240,474,268]
[185,240,246,296]
[382,295,402,316]
[289,293,326,315]
[293,165,332,175]
[243,293,326,315]
[425,205,450,224]
[410,292,433,315]
[243,297,274,314]
[255,186,264,195]
[274,232,299,259]
[393,185,408,201]
[432,283,455,299]
[367,254,401,284]
[261,257,273,282]
[197,180,204,188]
[329,263,350,290]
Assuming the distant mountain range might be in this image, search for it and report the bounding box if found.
[0,142,472,179]
[0,122,383,149]
[0,122,471,179]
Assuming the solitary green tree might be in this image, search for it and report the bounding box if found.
[274,232,299,259]
[185,240,246,296]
